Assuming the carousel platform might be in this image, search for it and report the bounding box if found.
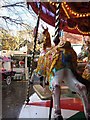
[19,84,86,120]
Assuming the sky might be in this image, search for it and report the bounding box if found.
[0,0,34,29]
[0,0,55,36]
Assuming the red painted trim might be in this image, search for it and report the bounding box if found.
[28,2,90,36]
[26,98,84,112]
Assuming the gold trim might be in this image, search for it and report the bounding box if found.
[61,2,70,19]
[68,25,90,35]
[63,2,90,18]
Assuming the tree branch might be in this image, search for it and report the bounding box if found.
[2,2,25,8]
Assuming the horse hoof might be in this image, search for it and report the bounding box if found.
[54,115,63,120]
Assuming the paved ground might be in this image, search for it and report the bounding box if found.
[1,77,87,120]
[2,80,34,119]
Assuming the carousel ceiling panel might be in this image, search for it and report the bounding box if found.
[27,2,90,36]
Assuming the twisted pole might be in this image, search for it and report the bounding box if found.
[26,2,41,104]
[53,2,61,45]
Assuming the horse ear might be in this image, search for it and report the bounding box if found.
[41,24,45,30]
[46,26,48,30]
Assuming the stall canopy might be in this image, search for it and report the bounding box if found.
[27,1,90,36]
[0,56,13,62]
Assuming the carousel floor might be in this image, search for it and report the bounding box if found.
[19,86,86,120]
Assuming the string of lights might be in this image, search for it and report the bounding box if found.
[47,1,90,35]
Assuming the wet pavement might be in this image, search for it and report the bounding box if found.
[1,80,76,120]
[2,80,34,119]
[1,79,80,120]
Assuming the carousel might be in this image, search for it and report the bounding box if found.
[19,1,90,120]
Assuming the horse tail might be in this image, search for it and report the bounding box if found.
[71,68,90,92]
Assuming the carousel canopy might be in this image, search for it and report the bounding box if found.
[27,1,90,36]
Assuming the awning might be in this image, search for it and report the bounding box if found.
[27,2,90,36]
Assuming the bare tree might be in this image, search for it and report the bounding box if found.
[0,0,37,31]
[0,0,39,50]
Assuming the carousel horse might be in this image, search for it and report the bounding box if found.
[30,31,90,119]
[30,26,52,84]
[30,26,60,84]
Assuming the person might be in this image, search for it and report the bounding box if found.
[48,41,78,119]
[49,40,77,75]
[82,40,90,80]
[78,37,90,62]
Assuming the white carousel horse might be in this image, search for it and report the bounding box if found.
[30,40,90,120]
[30,26,90,119]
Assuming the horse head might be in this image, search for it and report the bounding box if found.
[38,25,51,50]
